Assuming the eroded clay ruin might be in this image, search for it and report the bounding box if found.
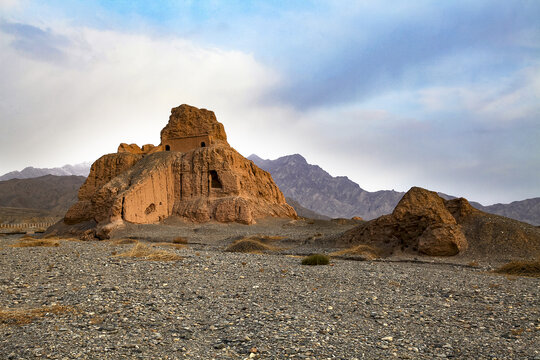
[64,104,296,238]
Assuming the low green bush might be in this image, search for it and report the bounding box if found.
[301,253,330,265]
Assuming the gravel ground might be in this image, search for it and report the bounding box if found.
[0,235,539,359]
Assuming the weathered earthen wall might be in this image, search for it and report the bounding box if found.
[164,135,212,152]
[161,104,228,146]
[64,103,296,236]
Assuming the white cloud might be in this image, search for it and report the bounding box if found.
[0,13,538,206]
[0,23,282,172]
[0,0,22,10]
[417,65,540,125]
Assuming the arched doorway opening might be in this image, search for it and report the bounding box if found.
[165,145,170,151]
[201,142,206,147]
[209,170,222,189]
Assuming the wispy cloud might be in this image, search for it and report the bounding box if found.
[0,21,74,63]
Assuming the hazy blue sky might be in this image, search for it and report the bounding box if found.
[1,0,539,205]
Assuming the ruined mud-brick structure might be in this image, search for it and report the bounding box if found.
[64,104,296,239]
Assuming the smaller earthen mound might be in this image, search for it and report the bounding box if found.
[225,238,276,253]
[339,187,468,257]
[339,186,540,260]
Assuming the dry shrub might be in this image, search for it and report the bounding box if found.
[494,260,540,278]
[11,238,60,248]
[172,236,188,244]
[225,238,276,253]
[110,238,137,245]
[331,244,382,260]
[42,236,79,242]
[0,305,73,326]
[153,242,186,250]
[116,242,182,261]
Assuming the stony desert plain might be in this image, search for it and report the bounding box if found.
[1,105,539,359]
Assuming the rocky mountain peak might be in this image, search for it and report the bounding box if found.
[250,154,404,220]
[278,154,308,165]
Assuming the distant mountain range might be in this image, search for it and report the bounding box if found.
[475,198,540,226]
[249,154,540,226]
[1,157,538,226]
[0,163,91,181]
[248,154,403,220]
[0,175,86,216]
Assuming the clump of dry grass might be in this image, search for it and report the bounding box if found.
[43,236,80,241]
[172,236,189,244]
[0,305,73,326]
[494,260,540,278]
[225,238,277,253]
[331,244,382,260]
[10,235,81,247]
[116,242,182,261]
[153,242,186,250]
[109,238,138,245]
[10,238,60,248]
